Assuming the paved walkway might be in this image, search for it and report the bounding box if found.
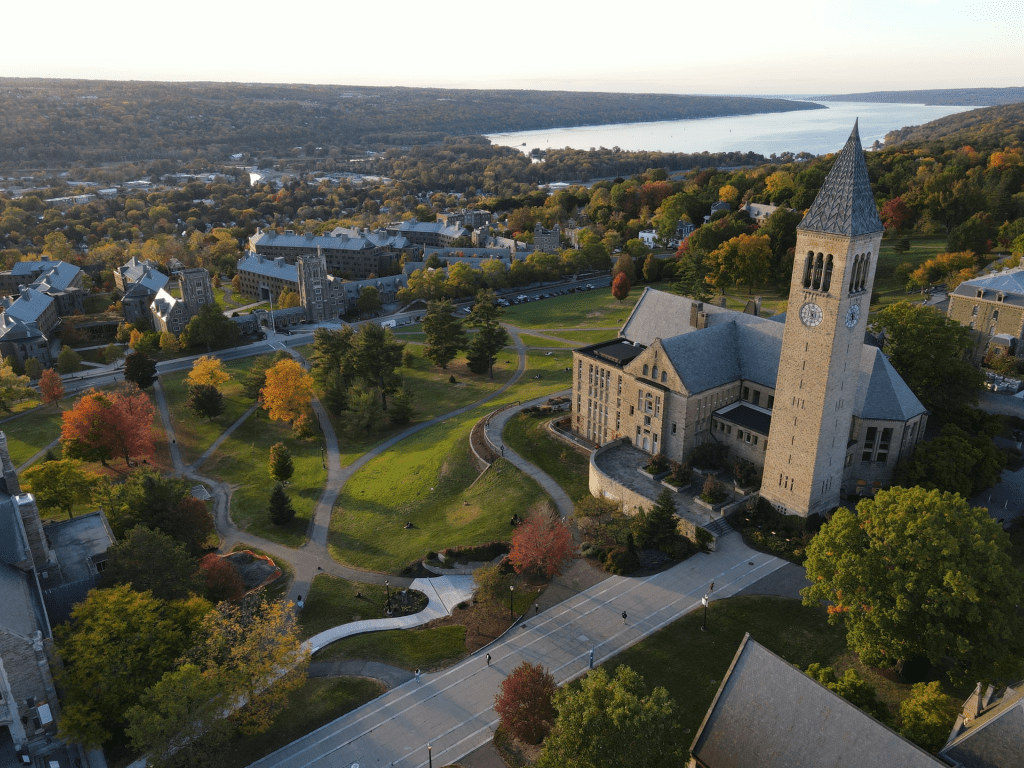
[250,534,787,768]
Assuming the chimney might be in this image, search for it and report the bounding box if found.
[963,682,985,721]
[690,302,703,328]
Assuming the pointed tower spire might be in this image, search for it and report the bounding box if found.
[798,121,882,237]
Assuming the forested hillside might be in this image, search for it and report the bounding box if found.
[818,87,1024,106]
[0,79,820,169]
[882,102,1024,148]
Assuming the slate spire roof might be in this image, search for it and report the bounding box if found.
[798,120,884,237]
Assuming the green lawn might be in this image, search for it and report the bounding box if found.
[312,625,468,668]
[160,359,259,466]
[203,411,326,547]
[503,411,590,501]
[83,294,112,314]
[298,574,392,640]
[1,404,66,468]
[607,596,848,737]
[220,677,386,768]
[504,351,573,403]
[328,405,548,571]
[516,333,578,349]
[540,329,619,345]
[500,289,643,330]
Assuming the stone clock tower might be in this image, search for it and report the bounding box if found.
[760,121,884,517]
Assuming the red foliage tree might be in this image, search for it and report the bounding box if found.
[61,384,155,466]
[198,554,246,603]
[494,662,557,744]
[39,368,64,406]
[881,196,913,232]
[509,513,574,578]
[611,271,631,302]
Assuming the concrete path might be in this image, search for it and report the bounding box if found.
[305,576,476,653]
[249,535,787,768]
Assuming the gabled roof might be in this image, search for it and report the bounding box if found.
[942,683,1024,768]
[658,320,783,395]
[620,287,767,345]
[856,346,928,422]
[3,287,54,324]
[0,313,45,341]
[691,634,944,768]
[150,287,182,319]
[29,260,81,292]
[237,252,299,282]
[953,267,1024,302]
[798,121,884,237]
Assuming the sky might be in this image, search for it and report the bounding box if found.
[5,0,1021,94]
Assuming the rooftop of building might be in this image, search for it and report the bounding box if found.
[3,287,55,325]
[953,266,1024,302]
[941,682,1024,768]
[237,252,299,281]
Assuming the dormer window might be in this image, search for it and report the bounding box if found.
[976,289,985,299]
[997,292,1005,303]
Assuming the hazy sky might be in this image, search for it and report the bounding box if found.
[6,0,1021,94]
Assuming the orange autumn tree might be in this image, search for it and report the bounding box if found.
[40,368,65,406]
[61,384,155,466]
[509,510,574,578]
[260,358,313,423]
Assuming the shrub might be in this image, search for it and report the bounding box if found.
[645,452,669,474]
[474,563,513,603]
[695,527,714,552]
[667,460,692,486]
[604,546,640,575]
[689,442,728,470]
[494,662,557,744]
[700,475,727,504]
[733,460,760,488]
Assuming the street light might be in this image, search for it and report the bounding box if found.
[385,579,391,614]
[509,584,515,621]
[427,744,432,768]
[701,593,709,632]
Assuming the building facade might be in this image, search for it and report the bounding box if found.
[571,124,927,516]
[248,229,400,279]
[947,267,1024,361]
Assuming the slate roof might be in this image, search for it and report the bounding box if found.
[3,287,54,324]
[237,252,299,282]
[0,563,46,638]
[953,267,1024,307]
[798,121,884,237]
[150,287,181,319]
[118,255,160,284]
[0,313,45,341]
[252,231,377,252]
[659,320,783,395]
[856,346,928,422]
[620,287,766,345]
[942,684,1024,768]
[691,634,944,768]
[28,260,80,292]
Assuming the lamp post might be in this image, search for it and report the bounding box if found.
[428,744,432,768]
[385,579,391,613]
[509,584,515,621]
[701,593,709,632]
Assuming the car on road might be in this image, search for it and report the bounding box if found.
[517,295,528,301]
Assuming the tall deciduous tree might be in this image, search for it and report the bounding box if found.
[611,271,631,302]
[56,345,83,373]
[61,384,155,467]
[537,665,687,768]
[22,459,98,519]
[894,423,1004,498]
[356,285,382,315]
[102,526,204,601]
[187,384,225,421]
[422,299,466,369]
[899,682,960,753]
[180,303,240,352]
[55,585,211,747]
[124,351,158,389]
[802,487,1024,684]
[494,662,557,744]
[869,302,983,417]
[261,358,314,423]
[187,355,230,388]
[509,511,574,578]
[39,367,64,406]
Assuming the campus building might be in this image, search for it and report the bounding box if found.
[946,266,1024,361]
[149,268,215,336]
[248,228,403,279]
[571,124,927,516]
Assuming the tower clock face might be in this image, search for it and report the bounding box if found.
[800,302,823,327]
[845,304,861,328]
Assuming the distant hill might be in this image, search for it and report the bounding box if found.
[0,79,823,169]
[882,102,1024,147]
[817,87,1024,106]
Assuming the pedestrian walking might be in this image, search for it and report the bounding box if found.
[589,648,594,669]
[622,611,627,625]
[485,653,491,665]
[535,604,539,615]
[415,668,421,682]
[296,595,304,609]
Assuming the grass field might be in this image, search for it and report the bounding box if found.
[312,625,468,668]
[221,677,386,768]
[203,411,326,547]
[537,329,619,345]
[515,333,578,349]
[161,359,260,466]
[500,289,642,330]
[503,411,590,501]
[1,404,66,468]
[298,574,392,640]
[328,404,547,571]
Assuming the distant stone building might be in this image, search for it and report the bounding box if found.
[947,267,1024,361]
[114,255,162,292]
[0,287,62,367]
[149,268,215,335]
[296,253,346,323]
[533,223,561,253]
[248,228,402,279]
[384,220,469,249]
[436,209,492,228]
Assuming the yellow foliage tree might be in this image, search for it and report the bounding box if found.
[187,356,230,388]
[261,358,313,423]
[718,184,740,205]
[277,289,301,309]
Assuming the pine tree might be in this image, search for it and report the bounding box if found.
[422,299,466,369]
[635,489,681,550]
[268,484,295,525]
[269,442,294,483]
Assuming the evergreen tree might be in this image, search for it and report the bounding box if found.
[187,384,224,420]
[351,323,405,410]
[268,483,295,525]
[322,369,348,416]
[634,489,681,550]
[465,289,508,379]
[269,442,294,483]
[124,351,158,389]
[422,299,467,369]
[388,387,415,426]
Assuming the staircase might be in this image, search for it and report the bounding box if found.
[702,516,734,539]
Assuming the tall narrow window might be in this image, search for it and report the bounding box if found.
[822,255,833,292]
[812,253,824,290]
[858,255,869,292]
[803,251,814,288]
[849,254,861,293]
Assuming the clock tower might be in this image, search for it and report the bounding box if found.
[760,121,884,517]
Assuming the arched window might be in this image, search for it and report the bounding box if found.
[822,255,833,292]
[660,371,667,383]
[849,254,861,293]
[652,365,659,380]
[812,253,824,290]
[858,254,869,291]
[643,364,649,376]
[803,252,814,288]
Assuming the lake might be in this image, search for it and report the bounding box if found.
[486,101,974,157]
